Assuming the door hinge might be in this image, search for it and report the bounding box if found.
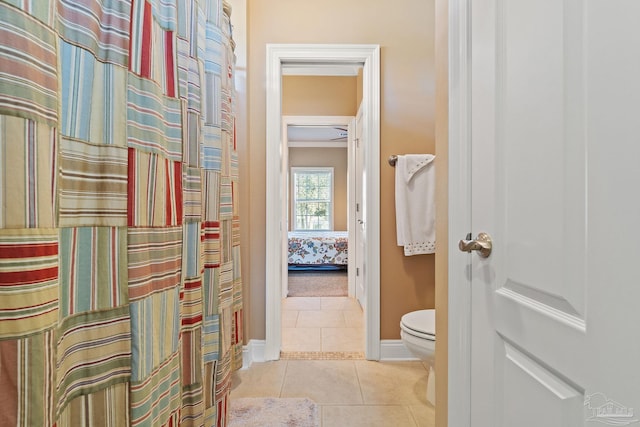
[356,267,360,277]
[355,137,360,148]
[356,203,360,213]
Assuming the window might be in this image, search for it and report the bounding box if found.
[292,167,334,230]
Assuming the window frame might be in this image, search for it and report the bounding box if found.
[290,166,335,231]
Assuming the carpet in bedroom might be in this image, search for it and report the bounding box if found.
[287,271,348,297]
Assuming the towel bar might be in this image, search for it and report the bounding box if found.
[388,155,398,166]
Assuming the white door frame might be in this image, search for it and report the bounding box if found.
[265,44,381,361]
[447,1,473,425]
[282,115,357,298]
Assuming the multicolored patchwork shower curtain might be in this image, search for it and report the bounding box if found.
[0,0,243,426]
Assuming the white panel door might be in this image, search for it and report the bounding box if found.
[464,1,640,426]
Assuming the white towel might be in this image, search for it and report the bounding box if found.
[395,154,436,256]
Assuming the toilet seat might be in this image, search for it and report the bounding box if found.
[401,309,435,339]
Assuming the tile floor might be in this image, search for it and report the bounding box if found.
[230,359,435,426]
[281,296,365,353]
[230,295,435,426]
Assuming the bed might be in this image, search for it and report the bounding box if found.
[287,231,348,269]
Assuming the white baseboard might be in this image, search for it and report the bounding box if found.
[241,339,416,367]
[380,339,418,361]
[241,339,265,369]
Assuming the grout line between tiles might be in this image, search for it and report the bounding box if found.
[277,360,289,398]
[353,359,366,405]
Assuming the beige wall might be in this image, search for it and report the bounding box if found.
[283,76,357,116]
[289,148,348,231]
[244,0,436,341]
[435,0,448,424]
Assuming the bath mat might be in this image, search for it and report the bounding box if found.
[228,397,319,427]
[287,271,347,297]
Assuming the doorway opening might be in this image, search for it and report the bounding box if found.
[281,115,362,357]
[264,44,381,361]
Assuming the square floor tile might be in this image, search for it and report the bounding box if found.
[322,405,417,427]
[409,403,436,427]
[282,310,299,327]
[282,327,321,352]
[280,360,362,405]
[282,297,321,311]
[355,361,428,405]
[321,327,364,352]
[230,361,288,398]
[296,310,345,328]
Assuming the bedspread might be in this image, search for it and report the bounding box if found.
[288,231,348,265]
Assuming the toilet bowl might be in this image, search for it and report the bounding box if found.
[400,309,436,406]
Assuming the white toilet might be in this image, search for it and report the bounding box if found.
[400,309,436,406]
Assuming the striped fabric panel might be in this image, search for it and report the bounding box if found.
[221,88,233,133]
[59,138,128,227]
[202,124,222,171]
[203,171,221,221]
[130,287,180,381]
[195,2,206,61]
[59,227,128,317]
[182,222,202,278]
[203,72,222,126]
[232,180,239,216]
[220,219,232,264]
[0,116,56,229]
[213,350,232,422]
[129,0,152,78]
[232,216,241,248]
[206,0,222,36]
[0,2,57,126]
[221,130,231,175]
[0,229,58,339]
[57,0,132,67]
[55,306,132,415]
[148,0,177,31]
[232,245,241,280]
[127,227,182,301]
[130,349,181,427]
[0,330,55,426]
[187,55,203,113]
[127,148,183,227]
[59,41,127,145]
[184,111,201,168]
[203,362,217,424]
[230,148,239,180]
[219,176,233,220]
[221,4,232,39]
[203,221,220,269]
[218,262,233,310]
[150,23,177,98]
[181,382,204,427]
[4,0,56,27]
[127,75,182,161]
[202,315,219,363]
[176,37,189,100]
[205,23,223,76]
[175,0,191,40]
[181,277,203,329]
[129,0,177,97]
[202,267,219,316]
[180,328,202,386]
[183,166,202,222]
[231,307,242,371]
[56,382,130,427]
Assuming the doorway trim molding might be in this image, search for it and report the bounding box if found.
[448,0,473,425]
[265,44,381,360]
